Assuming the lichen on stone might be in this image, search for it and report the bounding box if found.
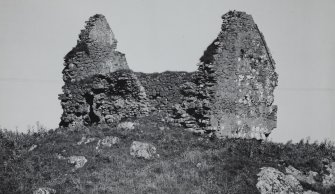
[177,11,278,139]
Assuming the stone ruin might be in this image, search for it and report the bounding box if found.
[59,11,278,139]
[174,11,278,139]
[59,15,149,127]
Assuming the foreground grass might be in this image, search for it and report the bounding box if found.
[1,115,335,194]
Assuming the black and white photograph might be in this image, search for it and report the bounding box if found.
[0,0,334,193]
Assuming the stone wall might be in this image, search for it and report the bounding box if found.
[59,15,149,127]
[135,71,193,113]
[59,12,278,139]
[59,70,149,127]
[177,11,278,139]
[62,14,129,83]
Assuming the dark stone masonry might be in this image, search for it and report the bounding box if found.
[59,15,149,127]
[59,11,278,139]
[135,71,194,113]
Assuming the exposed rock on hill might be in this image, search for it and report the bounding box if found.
[285,165,318,185]
[68,155,87,169]
[256,167,324,194]
[178,11,278,139]
[117,121,136,130]
[130,141,158,160]
[322,161,335,188]
[33,187,56,194]
[2,114,335,193]
[257,167,304,194]
[100,136,120,148]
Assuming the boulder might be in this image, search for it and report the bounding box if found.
[68,156,87,169]
[322,162,335,188]
[303,191,320,194]
[117,122,136,130]
[33,187,56,194]
[285,165,317,185]
[55,153,66,160]
[28,144,37,152]
[99,136,120,148]
[256,167,304,194]
[130,141,157,160]
[77,136,97,145]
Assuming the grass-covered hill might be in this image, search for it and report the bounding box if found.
[1,115,335,194]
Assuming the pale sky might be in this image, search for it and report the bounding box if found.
[0,0,334,143]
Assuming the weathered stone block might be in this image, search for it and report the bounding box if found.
[257,167,304,194]
[68,156,87,169]
[130,141,157,160]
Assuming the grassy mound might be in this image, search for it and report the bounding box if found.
[1,115,335,194]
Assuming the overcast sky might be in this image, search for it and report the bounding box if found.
[0,0,334,143]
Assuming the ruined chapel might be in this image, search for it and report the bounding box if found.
[59,11,278,140]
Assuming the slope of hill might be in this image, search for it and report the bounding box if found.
[1,114,334,194]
